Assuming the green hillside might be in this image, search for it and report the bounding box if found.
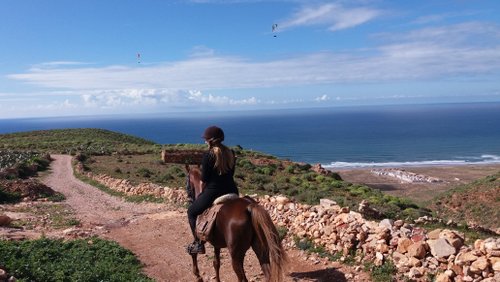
[2,128,431,220]
[430,172,500,230]
[0,128,157,155]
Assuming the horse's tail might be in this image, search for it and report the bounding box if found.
[248,203,288,282]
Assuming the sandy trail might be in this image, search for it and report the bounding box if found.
[42,155,369,282]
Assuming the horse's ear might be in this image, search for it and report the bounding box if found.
[185,164,190,173]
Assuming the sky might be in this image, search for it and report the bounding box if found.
[1,0,500,118]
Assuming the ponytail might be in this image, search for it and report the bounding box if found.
[208,141,234,175]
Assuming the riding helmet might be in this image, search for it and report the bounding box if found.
[202,126,224,141]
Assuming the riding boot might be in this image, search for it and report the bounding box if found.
[187,239,205,254]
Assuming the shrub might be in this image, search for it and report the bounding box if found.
[315,175,326,182]
[284,165,295,174]
[301,172,316,181]
[238,159,255,170]
[136,168,153,178]
[0,189,21,204]
[330,180,344,188]
[276,226,288,241]
[248,174,271,186]
[364,260,396,282]
[289,176,302,185]
[296,163,312,171]
[254,166,275,176]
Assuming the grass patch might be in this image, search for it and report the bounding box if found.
[364,260,397,282]
[0,237,153,282]
[293,236,343,262]
[11,203,79,230]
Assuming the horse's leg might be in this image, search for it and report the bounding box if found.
[229,248,248,282]
[191,253,203,282]
[251,241,271,281]
[213,247,221,282]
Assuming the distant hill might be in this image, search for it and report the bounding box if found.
[0,128,157,155]
[430,172,500,230]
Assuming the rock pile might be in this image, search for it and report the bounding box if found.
[257,195,500,282]
[78,171,189,204]
[75,163,499,281]
[371,168,443,183]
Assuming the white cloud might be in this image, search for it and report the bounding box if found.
[78,88,258,109]
[314,94,330,101]
[7,23,500,108]
[34,61,92,68]
[279,3,381,31]
[189,46,216,58]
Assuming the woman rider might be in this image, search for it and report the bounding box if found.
[187,126,239,254]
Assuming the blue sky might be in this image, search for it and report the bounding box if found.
[1,0,500,118]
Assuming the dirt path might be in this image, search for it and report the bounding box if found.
[42,155,370,282]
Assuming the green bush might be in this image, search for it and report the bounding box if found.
[254,166,276,176]
[330,180,344,188]
[248,174,271,185]
[284,165,295,174]
[165,166,185,178]
[136,168,153,178]
[0,189,21,204]
[364,260,397,282]
[289,176,302,185]
[301,172,316,181]
[0,237,153,282]
[315,175,326,182]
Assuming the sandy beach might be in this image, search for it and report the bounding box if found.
[334,164,500,204]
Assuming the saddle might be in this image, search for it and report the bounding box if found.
[196,193,239,241]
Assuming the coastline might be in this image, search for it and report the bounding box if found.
[332,163,500,204]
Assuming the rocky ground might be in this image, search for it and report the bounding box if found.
[0,155,370,282]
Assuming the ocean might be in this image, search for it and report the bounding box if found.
[1,103,500,169]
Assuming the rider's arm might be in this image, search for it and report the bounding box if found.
[201,152,212,183]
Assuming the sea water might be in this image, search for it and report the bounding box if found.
[1,103,499,169]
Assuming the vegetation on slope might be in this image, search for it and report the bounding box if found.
[0,128,432,219]
[430,172,500,230]
[0,128,157,155]
[82,147,430,220]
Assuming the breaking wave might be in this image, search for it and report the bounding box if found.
[323,154,500,169]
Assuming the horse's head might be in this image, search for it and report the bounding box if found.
[185,164,203,199]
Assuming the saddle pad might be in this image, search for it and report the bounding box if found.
[196,194,240,241]
[196,204,223,241]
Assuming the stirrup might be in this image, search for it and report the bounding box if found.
[186,241,205,254]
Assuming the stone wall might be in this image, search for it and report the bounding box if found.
[161,149,204,165]
[76,163,499,282]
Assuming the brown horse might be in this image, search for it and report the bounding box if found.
[185,165,287,282]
